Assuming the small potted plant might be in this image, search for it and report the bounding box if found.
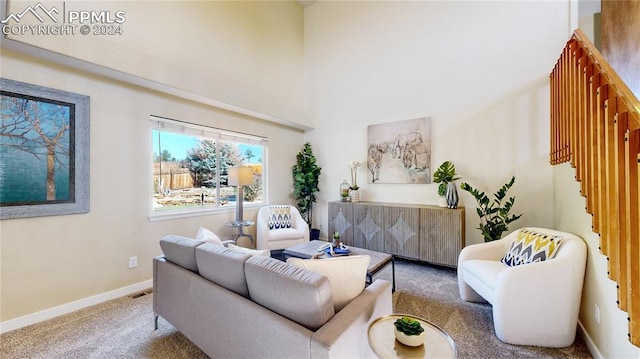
[332,231,341,248]
[348,161,361,202]
[393,316,426,347]
[340,179,350,202]
[433,161,460,208]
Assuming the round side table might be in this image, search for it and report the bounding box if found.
[367,314,457,359]
[225,220,255,246]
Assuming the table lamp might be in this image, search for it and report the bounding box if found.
[228,166,253,222]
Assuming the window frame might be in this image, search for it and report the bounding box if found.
[148,115,267,222]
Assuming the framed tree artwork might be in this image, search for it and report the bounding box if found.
[0,78,90,219]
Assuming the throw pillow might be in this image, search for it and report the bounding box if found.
[196,227,224,246]
[268,205,292,230]
[227,243,270,257]
[501,228,563,266]
[287,255,371,312]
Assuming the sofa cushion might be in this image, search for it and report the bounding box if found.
[160,235,205,273]
[196,226,224,246]
[501,228,563,266]
[245,256,335,331]
[227,243,270,257]
[268,228,306,242]
[268,205,292,230]
[287,255,370,312]
[195,243,252,297]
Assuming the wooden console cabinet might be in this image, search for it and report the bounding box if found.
[328,201,465,267]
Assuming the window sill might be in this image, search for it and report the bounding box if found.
[148,203,263,222]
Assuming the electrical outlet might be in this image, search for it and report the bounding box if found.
[129,256,137,268]
[595,304,600,324]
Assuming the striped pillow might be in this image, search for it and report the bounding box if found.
[501,228,563,266]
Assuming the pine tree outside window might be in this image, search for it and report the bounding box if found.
[149,116,266,221]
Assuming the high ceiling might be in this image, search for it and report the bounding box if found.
[296,0,316,8]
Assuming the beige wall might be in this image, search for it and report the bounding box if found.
[3,1,639,356]
[0,1,305,323]
[5,0,307,128]
[554,163,640,358]
[305,1,638,356]
[303,1,567,245]
[578,0,602,50]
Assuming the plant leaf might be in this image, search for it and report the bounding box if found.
[462,176,522,241]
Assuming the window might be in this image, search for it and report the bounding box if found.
[150,116,266,220]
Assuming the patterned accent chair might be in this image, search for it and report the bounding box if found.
[256,205,309,251]
[457,227,587,347]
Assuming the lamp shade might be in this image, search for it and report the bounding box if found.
[228,167,253,186]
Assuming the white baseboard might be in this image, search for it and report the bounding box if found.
[578,319,604,359]
[0,279,152,334]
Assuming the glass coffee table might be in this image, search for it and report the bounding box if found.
[368,314,457,359]
[225,220,255,246]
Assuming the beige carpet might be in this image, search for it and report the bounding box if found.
[1,260,592,359]
[388,260,592,359]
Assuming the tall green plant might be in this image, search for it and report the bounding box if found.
[460,176,523,242]
[292,142,322,228]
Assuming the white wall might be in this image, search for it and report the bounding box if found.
[554,163,640,359]
[0,49,305,323]
[5,0,307,128]
[578,0,601,50]
[0,2,305,325]
[304,1,569,244]
[305,2,640,356]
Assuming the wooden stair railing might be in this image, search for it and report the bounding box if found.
[550,28,640,347]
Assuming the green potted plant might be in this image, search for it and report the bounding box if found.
[460,176,523,242]
[332,231,341,248]
[393,316,426,347]
[433,161,460,208]
[292,142,322,240]
[348,161,361,202]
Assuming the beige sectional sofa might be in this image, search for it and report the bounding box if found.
[153,235,393,358]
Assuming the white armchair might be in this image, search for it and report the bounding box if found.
[457,227,587,347]
[257,205,309,250]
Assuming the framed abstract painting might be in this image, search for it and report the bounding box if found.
[0,78,90,219]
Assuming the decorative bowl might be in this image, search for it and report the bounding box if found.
[394,327,426,347]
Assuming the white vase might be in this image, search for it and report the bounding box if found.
[394,328,426,347]
[438,196,448,208]
[349,189,360,202]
